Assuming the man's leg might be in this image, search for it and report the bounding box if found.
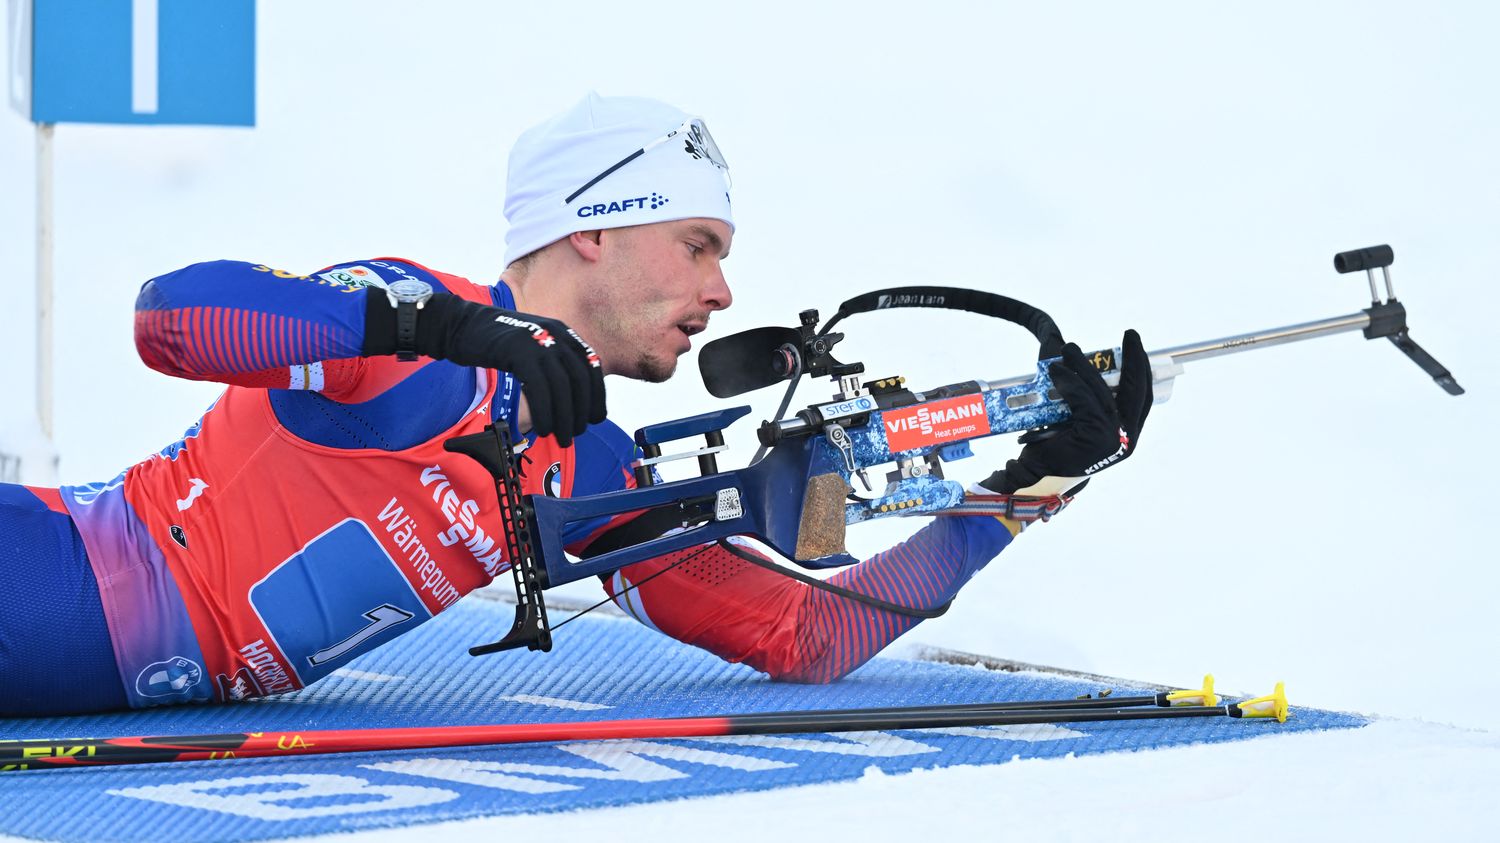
[0,483,129,716]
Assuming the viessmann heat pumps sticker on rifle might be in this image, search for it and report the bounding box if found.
[883,395,991,451]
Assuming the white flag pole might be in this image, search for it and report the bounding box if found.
[36,120,52,443]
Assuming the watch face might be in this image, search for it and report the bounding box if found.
[388,279,433,303]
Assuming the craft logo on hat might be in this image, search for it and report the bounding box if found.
[575,192,671,218]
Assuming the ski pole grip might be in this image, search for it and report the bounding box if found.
[1333,245,1394,274]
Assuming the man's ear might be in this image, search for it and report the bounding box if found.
[567,229,604,263]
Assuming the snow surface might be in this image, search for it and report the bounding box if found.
[2,0,1497,837]
[305,719,1498,843]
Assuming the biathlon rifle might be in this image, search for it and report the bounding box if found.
[445,244,1462,655]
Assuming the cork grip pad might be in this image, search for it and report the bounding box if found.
[794,473,850,561]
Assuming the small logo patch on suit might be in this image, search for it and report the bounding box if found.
[215,667,265,701]
[543,462,564,497]
[176,477,208,511]
[317,265,386,289]
[170,525,188,548]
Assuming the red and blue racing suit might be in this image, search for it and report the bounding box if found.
[0,258,1016,714]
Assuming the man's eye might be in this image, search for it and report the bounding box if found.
[686,243,703,256]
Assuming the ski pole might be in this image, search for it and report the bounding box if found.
[743,673,1221,719]
[0,681,1282,771]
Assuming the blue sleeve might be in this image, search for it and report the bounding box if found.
[133,259,462,385]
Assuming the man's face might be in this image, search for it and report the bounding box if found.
[583,217,734,382]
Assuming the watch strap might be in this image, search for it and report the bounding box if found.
[394,299,419,361]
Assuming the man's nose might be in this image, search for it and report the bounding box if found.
[701,263,732,311]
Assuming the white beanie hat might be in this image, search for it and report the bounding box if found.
[502,92,734,267]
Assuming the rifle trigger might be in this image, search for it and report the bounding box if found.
[823,422,857,474]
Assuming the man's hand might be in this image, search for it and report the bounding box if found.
[981,329,1153,496]
[436,303,606,447]
[366,291,606,446]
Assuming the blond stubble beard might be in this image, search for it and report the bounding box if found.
[582,267,680,384]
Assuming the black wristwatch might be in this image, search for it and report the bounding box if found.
[385,279,433,361]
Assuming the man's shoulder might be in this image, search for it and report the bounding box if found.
[567,418,639,494]
[316,258,497,304]
[573,418,637,465]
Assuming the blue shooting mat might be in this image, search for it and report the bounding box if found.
[0,598,1365,841]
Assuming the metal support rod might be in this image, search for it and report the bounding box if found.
[1149,312,1371,364]
[1365,269,1380,304]
[1381,266,1396,301]
[634,444,661,488]
[983,311,1373,391]
[700,430,725,474]
[36,122,55,441]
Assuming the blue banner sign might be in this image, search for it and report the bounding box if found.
[14,0,253,125]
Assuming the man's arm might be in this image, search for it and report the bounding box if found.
[134,260,398,397]
[134,258,606,443]
[600,515,1018,683]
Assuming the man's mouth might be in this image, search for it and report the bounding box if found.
[677,322,707,338]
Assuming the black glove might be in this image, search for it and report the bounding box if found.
[364,291,606,447]
[981,330,1153,495]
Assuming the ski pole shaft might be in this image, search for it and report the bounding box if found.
[0,687,1278,772]
[731,693,1166,720]
[808,675,1216,718]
